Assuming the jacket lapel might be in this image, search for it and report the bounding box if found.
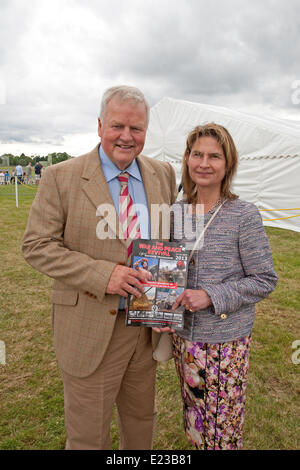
[137,154,162,207]
[137,155,167,238]
[81,148,165,244]
[81,145,123,246]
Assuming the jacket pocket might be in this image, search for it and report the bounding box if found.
[51,290,79,306]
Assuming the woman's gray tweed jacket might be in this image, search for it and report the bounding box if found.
[171,198,278,343]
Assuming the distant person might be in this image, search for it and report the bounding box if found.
[10,168,15,184]
[34,161,43,184]
[15,164,23,184]
[25,162,33,184]
[0,170,4,185]
[154,123,278,450]
[4,170,9,185]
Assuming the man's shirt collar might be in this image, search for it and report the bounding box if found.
[99,145,142,183]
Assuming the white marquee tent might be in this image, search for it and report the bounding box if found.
[143,97,300,232]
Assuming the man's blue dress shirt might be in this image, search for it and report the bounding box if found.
[99,145,150,239]
[99,145,150,309]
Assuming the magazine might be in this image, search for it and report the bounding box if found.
[126,239,188,329]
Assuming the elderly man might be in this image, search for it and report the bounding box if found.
[22,85,177,450]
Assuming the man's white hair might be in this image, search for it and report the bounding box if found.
[99,85,149,125]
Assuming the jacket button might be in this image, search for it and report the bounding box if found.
[221,314,227,320]
[109,309,117,315]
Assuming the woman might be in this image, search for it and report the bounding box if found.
[156,123,278,450]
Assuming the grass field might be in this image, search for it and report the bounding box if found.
[0,184,299,450]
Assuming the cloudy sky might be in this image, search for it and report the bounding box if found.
[0,0,300,156]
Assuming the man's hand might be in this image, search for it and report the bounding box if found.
[106,265,148,298]
[152,326,175,333]
[136,267,153,281]
[172,289,212,312]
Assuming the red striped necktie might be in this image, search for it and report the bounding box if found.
[118,172,141,258]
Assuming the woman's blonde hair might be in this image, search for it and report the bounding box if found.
[181,123,239,204]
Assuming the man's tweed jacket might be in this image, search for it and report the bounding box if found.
[22,144,177,377]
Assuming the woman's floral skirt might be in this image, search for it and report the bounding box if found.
[172,334,251,450]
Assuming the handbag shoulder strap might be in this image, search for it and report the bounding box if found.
[188,199,227,263]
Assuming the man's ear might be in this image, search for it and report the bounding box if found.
[97,118,102,138]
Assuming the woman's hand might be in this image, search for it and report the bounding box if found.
[172,289,212,312]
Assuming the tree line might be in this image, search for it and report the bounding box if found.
[0,152,73,166]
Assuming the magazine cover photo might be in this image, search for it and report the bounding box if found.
[126,240,189,329]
